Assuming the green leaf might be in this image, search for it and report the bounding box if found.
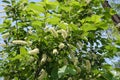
[2,0,10,4]
[28,3,45,13]
[81,23,97,32]
[114,68,120,72]
[31,21,42,28]
[58,65,67,78]
[20,47,27,55]
[46,2,59,10]
[47,17,60,25]
[91,15,102,23]
[85,15,102,23]
[66,65,77,75]
[0,26,6,32]
[61,6,71,12]
[58,23,67,30]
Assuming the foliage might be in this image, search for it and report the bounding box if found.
[0,0,120,80]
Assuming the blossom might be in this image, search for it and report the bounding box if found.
[12,40,27,45]
[85,60,91,72]
[0,43,6,47]
[49,27,58,37]
[28,48,39,55]
[58,43,65,49]
[53,49,58,54]
[57,29,67,39]
[41,54,47,64]
[64,23,68,26]
[2,32,9,39]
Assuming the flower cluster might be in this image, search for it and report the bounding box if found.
[2,32,9,39]
[57,29,67,39]
[53,49,58,54]
[85,60,91,72]
[49,27,58,37]
[41,54,47,64]
[28,48,39,55]
[12,40,27,45]
[58,43,65,49]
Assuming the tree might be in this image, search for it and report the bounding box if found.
[0,0,120,80]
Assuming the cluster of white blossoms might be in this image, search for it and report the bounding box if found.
[53,49,58,54]
[12,40,27,45]
[0,43,7,47]
[49,27,58,37]
[2,32,9,39]
[85,60,91,72]
[58,43,65,49]
[41,54,47,64]
[57,29,67,39]
[28,48,39,55]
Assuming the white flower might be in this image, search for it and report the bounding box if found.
[53,49,58,54]
[0,43,6,47]
[57,29,67,39]
[49,27,58,37]
[2,32,9,39]
[12,40,27,45]
[58,43,65,49]
[28,48,39,55]
[41,54,47,64]
[85,0,91,4]
[86,60,91,72]
[64,23,68,26]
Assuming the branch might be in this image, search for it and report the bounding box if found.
[102,0,120,25]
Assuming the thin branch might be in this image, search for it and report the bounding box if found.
[102,0,120,25]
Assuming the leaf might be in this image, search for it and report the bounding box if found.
[58,23,67,30]
[46,2,59,10]
[81,23,97,32]
[47,17,60,25]
[51,67,58,79]
[66,65,77,75]
[61,6,71,12]
[69,1,80,7]
[20,47,27,55]
[11,55,22,61]
[91,15,102,23]
[31,21,42,27]
[2,0,10,4]
[58,65,67,78]
[114,68,120,72]
[28,2,45,13]
[86,15,102,23]
[0,27,6,32]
